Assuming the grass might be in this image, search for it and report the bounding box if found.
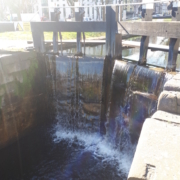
[163,18,172,22]
[0,31,105,41]
[153,18,172,22]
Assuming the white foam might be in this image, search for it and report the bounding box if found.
[53,123,136,177]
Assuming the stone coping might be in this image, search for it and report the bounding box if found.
[128,117,180,180]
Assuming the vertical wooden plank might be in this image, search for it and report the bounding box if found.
[59,32,63,55]
[100,56,113,135]
[119,5,123,21]
[101,6,117,134]
[138,36,150,65]
[175,7,180,21]
[106,6,111,56]
[115,33,122,59]
[142,9,153,21]
[103,7,106,21]
[115,5,122,59]
[171,3,180,21]
[53,32,58,53]
[167,39,179,71]
[75,11,82,55]
[167,2,180,71]
[138,1,153,65]
[76,32,81,54]
[32,31,45,53]
[116,5,123,22]
[116,6,119,22]
[83,32,85,55]
[106,6,117,57]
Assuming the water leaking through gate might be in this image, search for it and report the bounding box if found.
[48,54,137,179]
[44,52,173,178]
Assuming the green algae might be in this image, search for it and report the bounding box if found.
[14,59,38,98]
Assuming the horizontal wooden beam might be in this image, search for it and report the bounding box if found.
[122,40,180,52]
[27,39,105,44]
[0,23,15,32]
[152,16,172,19]
[118,21,180,39]
[30,22,106,32]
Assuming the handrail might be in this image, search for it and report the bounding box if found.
[117,21,180,39]
[41,0,175,8]
[30,21,106,32]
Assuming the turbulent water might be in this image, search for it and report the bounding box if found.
[48,55,137,179]
[53,125,135,179]
[46,54,170,179]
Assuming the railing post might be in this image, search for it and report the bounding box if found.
[100,6,118,135]
[116,4,123,22]
[100,55,113,135]
[31,30,45,53]
[76,31,81,54]
[138,0,153,65]
[53,32,58,54]
[59,32,63,55]
[115,5,122,59]
[83,32,86,55]
[167,1,180,71]
[75,5,84,55]
[139,36,150,65]
[168,38,179,71]
[115,33,122,59]
[103,7,106,21]
[106,6,117,57]
[116,6,119,22]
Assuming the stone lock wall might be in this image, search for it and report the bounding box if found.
[0,52,50,149]
[128,73,180,180]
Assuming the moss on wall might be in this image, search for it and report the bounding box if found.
[15,59,38,98]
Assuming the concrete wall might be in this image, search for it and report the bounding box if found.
[128,73,180,180]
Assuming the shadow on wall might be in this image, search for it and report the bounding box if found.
[0,52,53,149]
